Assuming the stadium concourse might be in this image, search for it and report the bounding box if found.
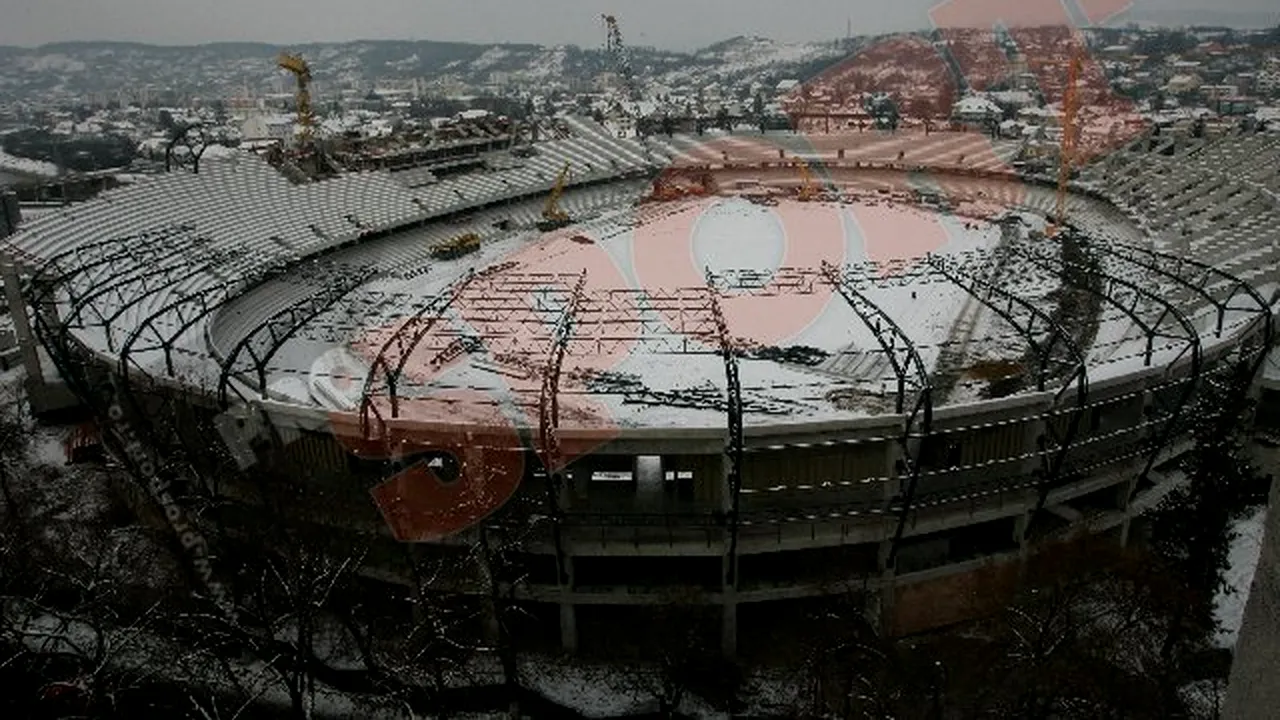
[2,118,1277,655]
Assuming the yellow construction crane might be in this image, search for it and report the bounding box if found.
[276,52,315,147]
[538,162,573,231]
[797,162,819,201]
[1048,48,1084,238]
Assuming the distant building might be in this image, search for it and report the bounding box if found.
[1257,69,1280,96]
[1165,74,1203,94]
[240,112,295,144]
[951,95,1002,124]
[988,90,1038,111]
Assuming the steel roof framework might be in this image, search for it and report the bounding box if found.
[118,262,294,380]
[924,249,1090,510]
[1010,239,1203,516]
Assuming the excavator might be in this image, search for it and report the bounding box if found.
[645,167,717,203]
[430,233,481,260]
[537,162,573,231]
[796,162,820,201]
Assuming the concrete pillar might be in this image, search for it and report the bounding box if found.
[635,455,663,511]
[1023,414,1048,477]
[556,541,578,650]
[0,255,45,394]
[720,597,738,656]
[877,537,894,572]
[568,460,592,504]
[1118,516,1134,548]
[1013,512,1030,551]
[884,438,904,504]
[559,600,578,652]
[720,450,734,516]
[1223,463,1280,719]
[877,536,897,632]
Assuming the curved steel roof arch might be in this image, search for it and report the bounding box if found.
[538,271,587,587]
[1010,238,1203,501]
[358,270,477,440]
[1103,241,1274,351]
[923,249,1090,510]
[97,253,271,354]
[704,274,747,586]
[819,260,933,570]
[118,264,292,381]
[216,264,379,408]
[27,223,203,307]
[64,245,234,333]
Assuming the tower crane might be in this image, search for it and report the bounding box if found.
[538,162,573,231]
[276,52,316,147]
[1048,48,1084,238]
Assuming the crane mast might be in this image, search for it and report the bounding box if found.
[1049,49,1084,237]
[602,14,641,104]
[277,52,316,147]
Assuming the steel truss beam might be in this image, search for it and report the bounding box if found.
[217,263,378,408]
[1011,238,1203,505]
[819,260,933,569]
[703,275,746,586]
[538,271,587,586]
[924,250,1090,511]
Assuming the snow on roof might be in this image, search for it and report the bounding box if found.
[953,95,1002,116]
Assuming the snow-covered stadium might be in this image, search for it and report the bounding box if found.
[2,119,1278,654]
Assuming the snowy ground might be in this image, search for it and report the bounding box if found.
[246,191,1005,429]
[0,148,59,178]
[1214,506,1268,649]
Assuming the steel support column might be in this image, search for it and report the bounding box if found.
[820,260,933,568]
[538,271,587,586]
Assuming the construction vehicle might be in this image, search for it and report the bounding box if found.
[537,162,573,231]
[1048,48,1085,238]
[430,233,481,260]
[276,52,315,147]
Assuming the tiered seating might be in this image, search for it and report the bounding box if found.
[1076,130,1280,291]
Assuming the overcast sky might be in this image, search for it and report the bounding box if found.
[0,0,1276,50]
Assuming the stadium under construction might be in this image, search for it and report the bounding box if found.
[2,117,1279,656]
